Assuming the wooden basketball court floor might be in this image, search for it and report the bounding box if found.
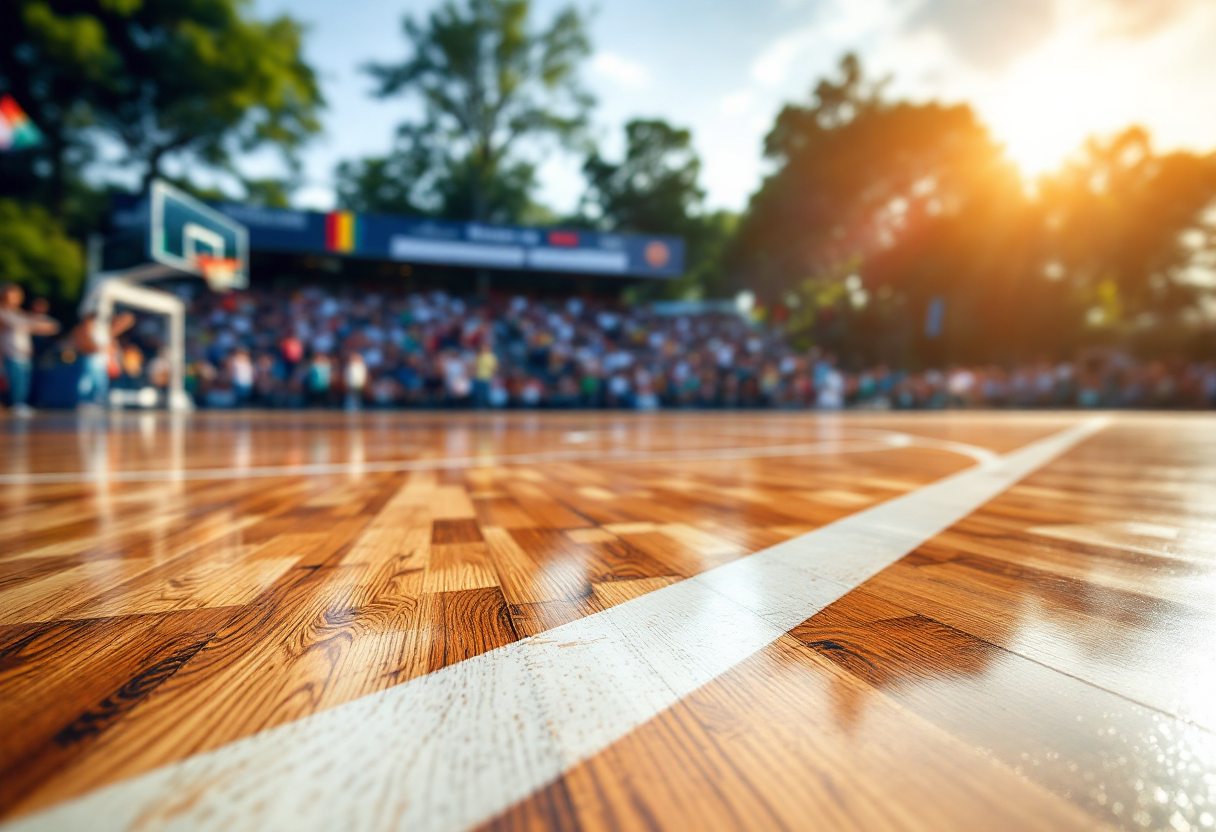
[1,410,1214,832]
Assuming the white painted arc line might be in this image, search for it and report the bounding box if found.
[0,431,986,485]
[0,417,1110,832]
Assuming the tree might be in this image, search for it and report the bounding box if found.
[0,0,323,211]
[0,200,85,300]
[735,55,1012,294]
[336,143,433,216]
[1040,128,1216,328]
[340,0,592,223]
[0,1,115,212]
[581,119,704,233]
[730,54,1048,362]
[579,118,734,299]
[96,1,323,192]
[241,177,295,210]
[682,210,738,300]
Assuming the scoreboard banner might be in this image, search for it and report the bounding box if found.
[116,198,684,279]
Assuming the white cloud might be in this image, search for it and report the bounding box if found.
[591,52,650,89]
[749,0,911,87]
[750,32,818,87]
[909,0,1056,70]
[1087,0,1204,38]
[266,0,1216,214]
[859,0,1216,175]
[680,0,1216,207]
[719,90,754,116]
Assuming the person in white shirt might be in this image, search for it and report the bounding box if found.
[74,310,134,407]
[442,351,470,403]
[344,352,367,411]
[0,283,60,416]
[229,349,255,404]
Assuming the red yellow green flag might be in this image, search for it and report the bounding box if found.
[0,95,43,152]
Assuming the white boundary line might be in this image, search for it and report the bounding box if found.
[0,430,993,485]
[0,417,1109,832]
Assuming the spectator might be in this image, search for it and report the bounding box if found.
[229,348,255,404]
[0,283,61,416]
[74,311,134,408]
[473,342,497,409]
[147,348,172,390]
[344,352,367,411]
[281,333,304,370]
[121,343,145,386]
[173,284,1216,413]
[305,353,332,406]
[442,350,471,405]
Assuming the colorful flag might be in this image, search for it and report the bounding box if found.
[325,211,360,253]
[0,95,43,152]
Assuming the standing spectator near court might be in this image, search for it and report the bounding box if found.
[280,334,304,373]
[442,350,471,405]
[120,343,145,385]
[305,353,332,406]
[147,348,172,391]
[229,348,255,405]
[28,297,58,359]
[344,352,367,411]
[74,310,134,408]
[472,342,497,409]
[816,359,845,410]
[0,283,60,416]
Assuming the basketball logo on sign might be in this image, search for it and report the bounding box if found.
[644,241,670,268]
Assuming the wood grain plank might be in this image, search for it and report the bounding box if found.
[788,587,1216,831]
[424,542,499,593]
[490,634,1098,832]
[0,609,235,815]
[426,586,518,671]
[4,411,1210,831]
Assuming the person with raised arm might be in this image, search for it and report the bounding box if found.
[74,309,135,409]
[0,283,60,417]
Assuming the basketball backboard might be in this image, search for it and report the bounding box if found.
[150,180,249,290]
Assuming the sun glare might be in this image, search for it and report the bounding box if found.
[975,11,1157,179]
[993,118,1085,178]
[984,62,1123,178]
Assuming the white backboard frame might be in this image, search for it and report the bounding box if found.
[150,180,249,290]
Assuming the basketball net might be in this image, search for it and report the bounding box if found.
[196,254,242,293]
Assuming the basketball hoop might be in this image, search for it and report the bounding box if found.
[196,254,243,293]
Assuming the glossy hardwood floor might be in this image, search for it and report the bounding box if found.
[1,410,1213,831]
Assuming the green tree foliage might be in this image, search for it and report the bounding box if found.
[581,119,704,233]
[580,118,734,298]
[338,0,592,223]
[736,55,1216,362]
[682,210,738,300]
[241,177,295,209]
[0,0,115,211]
[336,145,433,216]
[0,200,84,300]
[734,55,1013,298]
[0,0,323,211]
[99,1,323,191]
[1040,128,1216,325]
[733,55,1018,360]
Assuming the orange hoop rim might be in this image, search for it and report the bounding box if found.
[195,254,240,272]
[195,254,243,291]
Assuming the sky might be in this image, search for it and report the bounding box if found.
[251,0,1216,215]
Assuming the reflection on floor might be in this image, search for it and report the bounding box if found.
[1,411,1214,831]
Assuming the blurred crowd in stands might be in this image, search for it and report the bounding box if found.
[180,288,1216,411]
[5,285,1216,412]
